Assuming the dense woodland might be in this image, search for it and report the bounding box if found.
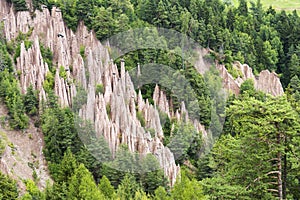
[1,0,300,199]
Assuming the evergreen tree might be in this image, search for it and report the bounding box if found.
[204,95,300,199]
[171,171,207,200]
[55,148,77,183]
[116,173,140,200]
[21,180,45,200]
[24,84,38,116]
[98,175,115,199]
[67,164,104,200]
[0,172,19,200]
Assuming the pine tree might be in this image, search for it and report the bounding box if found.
[24,84,38,116]
[0,172,19,199]
[116,173,140,200]
[171,171,206,200]
[204,95,300,199]
[55,148,77,184]
[289,54,300,77]
[98,175,115,199]
[67,164,104,199]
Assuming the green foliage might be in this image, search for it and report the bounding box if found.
[67,164,105,200]
[72,86,87,113]
[240,79,255,95]
[116,173,140,200]
[41,107,80,164]
[183,67,211,127]
[57,0,78,31]
[0,172,19,200]
[153,186,170,200]
[226,64,243,79]
[59,66,67,80]
[53,148,78,183]
[106,104,111,119]
[6,0,300,199]
[0,69,29,130]
[24,85,39,116]
[21,180,45,200]
[240,79,265,100]
[171,171,207,200]
[102,146,168,193]
[98,175,115,199]
[79,45,85,58]
[24,40,32,50]
[95,84,104,94]
[75,127,112,179]
[13,43,21,64]
[168,122,202,164]
[136,111,145,127]
[32,0,52,11]
[40,43,54,72]
[11,0,28,11]
[204,95,300,199]
[43,72,55,93]
[0,132,7,157]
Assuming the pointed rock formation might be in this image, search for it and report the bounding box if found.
[216,62,284,96]
[0,1,180,186]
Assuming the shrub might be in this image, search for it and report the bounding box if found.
[13,44,21,64]
[40,43,54,72]
[43,72,55,93]
[12,0,28,11]
[106,104,111,119]
[96,84,104,94]
[136,111,145,127]
[80,45,85,58]
[59,66,67,80]
[24,40,32,50]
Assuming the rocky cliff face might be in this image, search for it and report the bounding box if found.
[153,85,207,138]
[0,0,180,186]
[217,61,284,96]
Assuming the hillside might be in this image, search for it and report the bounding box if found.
[0,103,51,193]
[232,0,300,12]
[0,0,300,199]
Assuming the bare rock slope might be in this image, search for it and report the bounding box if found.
[0,103,50,193]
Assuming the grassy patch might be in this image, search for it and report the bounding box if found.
[0,131,8,157]
[232,0,300,12]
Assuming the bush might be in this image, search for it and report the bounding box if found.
[43,72,55,93]
[13,44,21,64]
[106,104,111,119]
[0,172,19,199]
[24,85,39,116]
[136,111,145,127]
[12,0,28,12]
[59,66,67,80]
[24,40,32,50]
[72,86,87,112]
[96,84,104,94]
[0,132,7,157]
[226,63,243,79]
[79,45,85,58]
[40,43,54,72]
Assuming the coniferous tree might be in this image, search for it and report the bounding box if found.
[0,172,19,200]
[24,84,38,116]
[67,164,104,200]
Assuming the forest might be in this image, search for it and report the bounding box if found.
[0,0,300,199]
